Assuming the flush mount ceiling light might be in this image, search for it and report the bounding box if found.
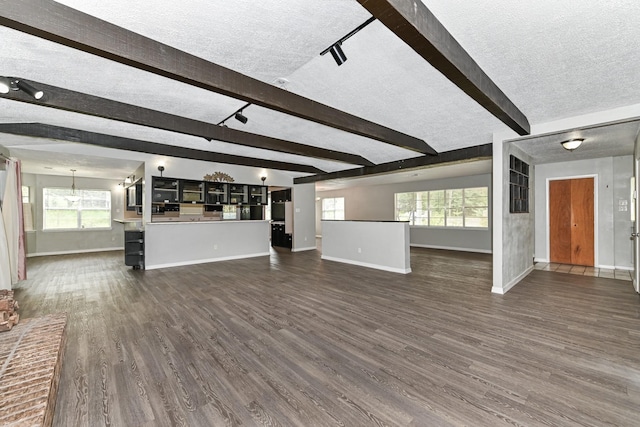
[561,138,584,151]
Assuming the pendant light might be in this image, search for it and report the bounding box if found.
[67,169,81,202]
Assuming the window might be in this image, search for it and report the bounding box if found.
[322,197,345,220]
[395,187,489,228]
[21,185,34,232]
[21,185,29,204]
[509,155,529,213]
[43,188,111,230]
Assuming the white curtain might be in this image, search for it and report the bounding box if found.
[1,158,26,286]
[0,200,10,290]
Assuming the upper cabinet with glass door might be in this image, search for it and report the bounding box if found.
[248,185,268,205]
[180,180,204,204]
[152,177,179,203]
[205,182,228,204]
[228,184,248,205]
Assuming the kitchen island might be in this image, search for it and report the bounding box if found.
[144,220,270,270]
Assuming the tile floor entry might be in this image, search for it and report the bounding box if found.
[534,262,632,281]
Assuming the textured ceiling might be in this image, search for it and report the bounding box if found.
[1,0,640,182]
[511,119,640,165]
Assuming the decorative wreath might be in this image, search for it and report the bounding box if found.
[203,172,235,183]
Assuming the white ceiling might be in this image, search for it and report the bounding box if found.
[2,0,640,184]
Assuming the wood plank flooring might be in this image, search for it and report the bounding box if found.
[11,247,640,426]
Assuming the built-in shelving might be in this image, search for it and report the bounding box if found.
[124,230,144,269]
[152,177,179,203]
[150,176,268,222]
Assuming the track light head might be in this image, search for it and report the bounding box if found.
[329,44,347,66]
[0,77,10,94]
[15,79,44,99]
[235,111,248,124]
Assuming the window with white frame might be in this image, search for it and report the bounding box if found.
[322,197,345,220]
[395,187,488,228]
[43,188,111,230]
[21,185,29,204]
[21,185,34,232]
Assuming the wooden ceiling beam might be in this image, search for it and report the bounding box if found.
[294,143,492,184]
[357,0,530,136]
[0,123,323,174]
[0,0,436,155]
[0,80,372,168]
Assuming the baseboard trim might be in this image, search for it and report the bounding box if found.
[292,246,317,253]
[599,264,633,271]
[410,243,492,254]
[145,252,270,270]
[321,255,411,274]
[534,257,549,263]
[492,265,534,295]
[27,247,124,258]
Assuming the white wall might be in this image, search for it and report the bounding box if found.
[497,144,535,294]
[22,172,125,256]
[292,183,316,251]
[322,220,411,273]
[534,156,633,269]
[145,221,270,269]
[316,174,492,253]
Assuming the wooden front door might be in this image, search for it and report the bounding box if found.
[549,178,595,266]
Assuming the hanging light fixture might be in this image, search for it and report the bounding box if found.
[66,169,81,202]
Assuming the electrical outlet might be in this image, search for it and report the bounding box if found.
[357,247,362,253]
[214,244,218,250]
[304,236,307,241]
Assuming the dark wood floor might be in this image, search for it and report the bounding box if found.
[12,247,640,426]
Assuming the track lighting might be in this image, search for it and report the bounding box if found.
[15,80,44,100]
[216,102,251,127]
[234,111,248,124]
[320,17,376,66]
[329,44,347,66]
[0,77,44,99]
[0,77,10,94]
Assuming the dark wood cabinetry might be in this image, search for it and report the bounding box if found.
[205,182,227,204]
[124,230,144,269]
[152,177,179,203]
[248,185,268,205]
[180,180,204,203]
[271,223,292,248]
[126,180,142,211]
[228,183,248,205]
[271,188,291,203]
[270,188,292,248]
[150,177,267,221]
